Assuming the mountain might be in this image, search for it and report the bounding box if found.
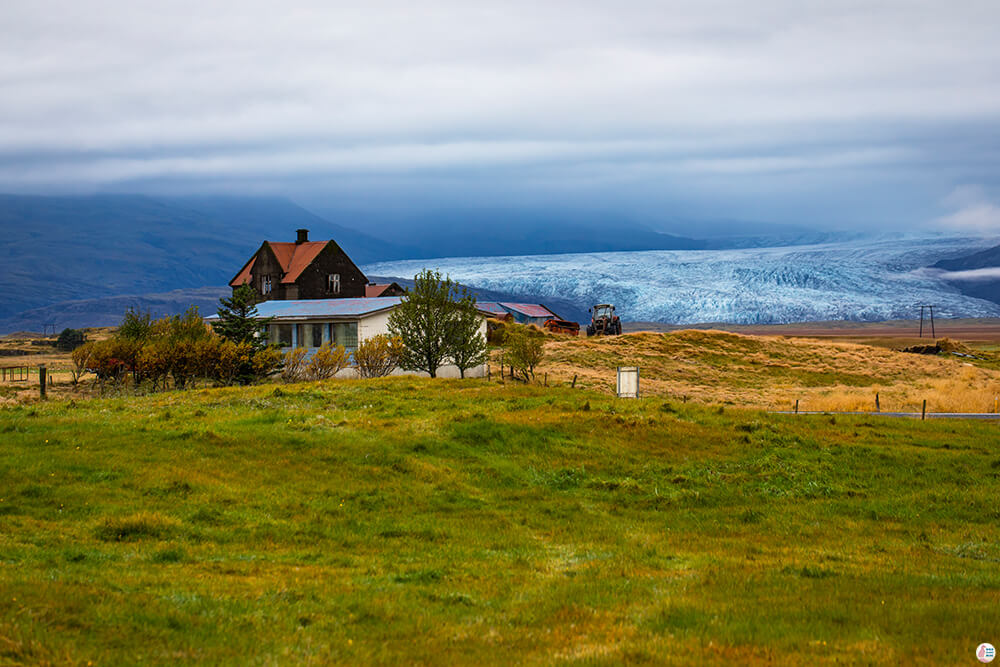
[932,243,1000,271]
[930,242,1000,305]
[309,206,706,258]
[364,235,1000,325]
[0,287,230,334]
[0,194,413,319]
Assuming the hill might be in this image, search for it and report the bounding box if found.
[535,330,1000,413]
[0,378,996,663]
[931,243,1000,305]
[0,194,414,320]
[0,287,230,334]
[932,243,1000,271]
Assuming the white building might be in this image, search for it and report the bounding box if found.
[229,297,488,379]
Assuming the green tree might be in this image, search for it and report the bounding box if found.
[117,309,153,342]
[55,328,86,351]
[504,323,545,382]
[388,270,480,378]
[447,300,489,378]
[211,284,271,349]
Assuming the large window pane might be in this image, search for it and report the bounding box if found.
[271,324,293,347]
[332,322,358,349]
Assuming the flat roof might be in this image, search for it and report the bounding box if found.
[206,297,402,320]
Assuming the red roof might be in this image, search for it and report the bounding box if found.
[229,241,329,287]
[500,303,558,319]
[365,284,390,298]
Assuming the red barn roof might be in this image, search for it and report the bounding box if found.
[499,303,558,319]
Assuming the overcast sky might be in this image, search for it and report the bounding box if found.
[2,0,1000,232]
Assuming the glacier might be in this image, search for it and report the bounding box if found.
[363,235,1000,324]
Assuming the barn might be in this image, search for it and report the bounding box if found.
[477,302,560,327]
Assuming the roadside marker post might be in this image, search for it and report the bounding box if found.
[38,364,46,400]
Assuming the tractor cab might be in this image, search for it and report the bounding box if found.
[587,304,622,336]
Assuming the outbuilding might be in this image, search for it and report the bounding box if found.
[478,302,560,327]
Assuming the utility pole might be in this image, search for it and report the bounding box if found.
[919,305,935,338]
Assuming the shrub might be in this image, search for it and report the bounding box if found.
[356,334,404,379]
[253,345,283,380]
[137,341,172,391]
[282,347,309,383]
[216,340,255,386]
[486,319,507,346]
[70,341,95,385]
[308,342,350,380]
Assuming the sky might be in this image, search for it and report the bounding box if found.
[2,0,1000,234]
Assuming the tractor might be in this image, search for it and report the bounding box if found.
[586,304,622,336]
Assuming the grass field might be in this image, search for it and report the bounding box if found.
[1,377,999,664]
[542,330,1000,413]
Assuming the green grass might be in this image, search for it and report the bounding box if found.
[1,377,998,664]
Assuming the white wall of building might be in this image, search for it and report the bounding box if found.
[275,308,489,379]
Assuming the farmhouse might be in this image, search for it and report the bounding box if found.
[230,229,371,302]
[245,297,488,378]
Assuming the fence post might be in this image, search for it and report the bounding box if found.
[544,373,548,387]
[922,399,926,420]
[875,393,880,413]
[38,364,47,399]
[571,374,577,388]
[794,399,799,414]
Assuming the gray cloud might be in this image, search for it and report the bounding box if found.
[2,0,1000,227]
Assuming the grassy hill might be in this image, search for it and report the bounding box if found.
[541,330,1000,413]
[1,377,998,664]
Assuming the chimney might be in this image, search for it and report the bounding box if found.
[296,229,309,244]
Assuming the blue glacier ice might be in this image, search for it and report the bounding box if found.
[363,235,1000,324]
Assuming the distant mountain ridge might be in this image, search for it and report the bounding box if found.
[931,242,1000,306]
[311,206,707,259]
[0,194,413,320]
[932,243,1000,271]
[0,194,708,323]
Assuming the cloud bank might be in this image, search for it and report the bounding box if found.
[2,0,1000,227]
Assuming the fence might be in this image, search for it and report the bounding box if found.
[1,366,30,382]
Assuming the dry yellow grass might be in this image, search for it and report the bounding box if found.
[534,329,1000,413]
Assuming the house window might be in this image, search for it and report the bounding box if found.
[331,322,358,350]
[308,323,324,348]
[261,274,272,295]
[327,273,341,294]
[270,324,293,347]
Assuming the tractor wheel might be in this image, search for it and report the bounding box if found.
[586,325,595,337]
[614,322,622,335]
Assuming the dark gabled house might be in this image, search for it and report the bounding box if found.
[230,229,370,302]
